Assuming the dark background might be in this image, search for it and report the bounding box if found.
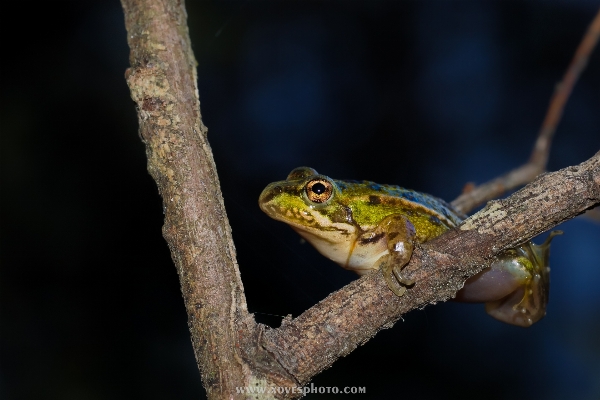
[2,1,599,399]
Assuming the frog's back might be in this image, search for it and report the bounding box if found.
[336,179,464,228]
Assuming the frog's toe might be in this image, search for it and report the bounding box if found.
[485,284,543,327]
[392,265,415,287]
[384,271,407,296]
[380,260,412,297]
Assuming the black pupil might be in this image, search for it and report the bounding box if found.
[312,182,326,194]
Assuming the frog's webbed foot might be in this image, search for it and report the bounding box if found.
[456,231,561,327]
[377,215,417,297]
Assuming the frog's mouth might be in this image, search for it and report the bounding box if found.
[262,200,356,239]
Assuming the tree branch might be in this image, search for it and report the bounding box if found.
[121,0,600,398]
[262,153,600,384]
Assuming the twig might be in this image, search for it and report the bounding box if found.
[451,8,600,215]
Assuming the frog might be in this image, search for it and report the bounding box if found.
[259,166,559,327]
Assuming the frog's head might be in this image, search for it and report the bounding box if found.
[259,167,358,266]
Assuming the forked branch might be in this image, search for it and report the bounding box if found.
[121,1,600,398]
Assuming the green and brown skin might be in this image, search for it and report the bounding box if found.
[259,167,557,327]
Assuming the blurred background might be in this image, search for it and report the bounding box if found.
[2,1,599,399]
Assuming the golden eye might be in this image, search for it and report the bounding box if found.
[305,179,333,203]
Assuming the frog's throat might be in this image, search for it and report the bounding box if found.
[290,224,358,268]
[290,223,390,274]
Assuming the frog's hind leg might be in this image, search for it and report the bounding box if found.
[455,231,561,327]
[377,215,417,297]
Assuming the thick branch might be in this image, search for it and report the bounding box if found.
[121,1,262,398]
[263,153,600,385]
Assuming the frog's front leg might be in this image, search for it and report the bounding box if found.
[371,214,417,296]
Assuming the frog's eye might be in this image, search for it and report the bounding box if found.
[305,178,334,204]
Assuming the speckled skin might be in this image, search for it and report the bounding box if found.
[259,167,555,326]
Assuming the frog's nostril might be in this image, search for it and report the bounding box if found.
[259,186,281,205]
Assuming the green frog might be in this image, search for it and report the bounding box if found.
[259,167,559,327]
